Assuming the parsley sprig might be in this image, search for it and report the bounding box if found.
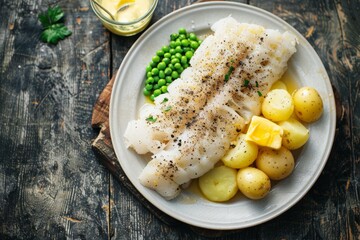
[38,6,72,44]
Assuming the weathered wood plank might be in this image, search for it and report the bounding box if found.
[0,0,112,238]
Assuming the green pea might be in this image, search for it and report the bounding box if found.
[161,86,168,93]
[189,33,197,41]
[185,51,193,59]
[181,39,189,47]
[170,55,176,59]
[152,55,160,63]
[169,41,176,48]
[145,84,153,90]
[171,58,180,64]
[175,46,183,53]
[166,76,172,83]
[150,94,155,101]
[153,76,160,82]
[146,65,152,72]
[151,68,159,76]
[170,33,179,41]
[178,28,187,35]
[164,53,171,58]
[178,34,186,40]
[159,70,165,79]
[171,71,179,79]
[162,58,170,65]
[198,40,202,45]
[168,63,175,70]
[146,72,152,78]
[182,63,189,69]
[162,46,170,53]
[175,40,181,47]
[183,47,192,53]
[181,56,188,65]
[178,67,184,74]
[174,62,182,69]
[157,62,166,70]
[169,48,176,55]
[143,88,151,96]
[157,50,164,57]
[153,84,159,89]
[164,68,172,76]
[146,77,154,84]
[150,61,157,67]
[190,41,199,49]
[154,89,162,97]
[158,79,166,86]
[175,53,182,59]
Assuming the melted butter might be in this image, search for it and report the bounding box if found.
[100,0,151,22]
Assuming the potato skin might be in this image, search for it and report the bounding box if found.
[292,87,323,123]
[262,89,294,122]
[237,167,271,200]
[222,133,258,169]
[278,118,309,150]
[198,166,238,202]
[255,146,295,180]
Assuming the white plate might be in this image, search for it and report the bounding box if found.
[110,2,336,230]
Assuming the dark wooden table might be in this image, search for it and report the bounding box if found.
[1,0,359,239]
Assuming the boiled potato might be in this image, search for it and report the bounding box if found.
[222,133,258,169]
[237,167,271,200]
[255,146,295,180]
[278,118,310,150]
[198,166,238,202]
[262,89,294,122]
[292,87,323,122]
[270,80,287,91]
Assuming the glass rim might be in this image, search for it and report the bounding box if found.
[90,0,158,25]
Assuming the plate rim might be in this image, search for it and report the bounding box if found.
[109,1,336,230]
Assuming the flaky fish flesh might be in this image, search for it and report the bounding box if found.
[124,17,297,199]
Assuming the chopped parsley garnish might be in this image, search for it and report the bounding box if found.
[255,81,259,87]
[38,6,72,44]
[224,66,235,82]
[257,91,263,96]
[243,79,250,87]
[146,115,157,123]
[163,106,172,112]
[161,98,169,104]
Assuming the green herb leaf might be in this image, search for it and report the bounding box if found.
[40,23,72,44]
[243,79,250,87]
[161,98,169,104]
[38,6,72,44]
[224,66,235,82]
[39,6,64,27]
[257,91,263,96]
[255,81,259,87]
[163,106,172,112]
[146,115,157,123]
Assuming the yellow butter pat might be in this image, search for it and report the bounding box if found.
[245,116,283,149]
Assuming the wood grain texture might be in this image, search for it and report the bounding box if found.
[1,0,111,238]
[0,0,359,239]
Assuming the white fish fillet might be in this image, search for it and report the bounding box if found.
[124,17,297,200]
